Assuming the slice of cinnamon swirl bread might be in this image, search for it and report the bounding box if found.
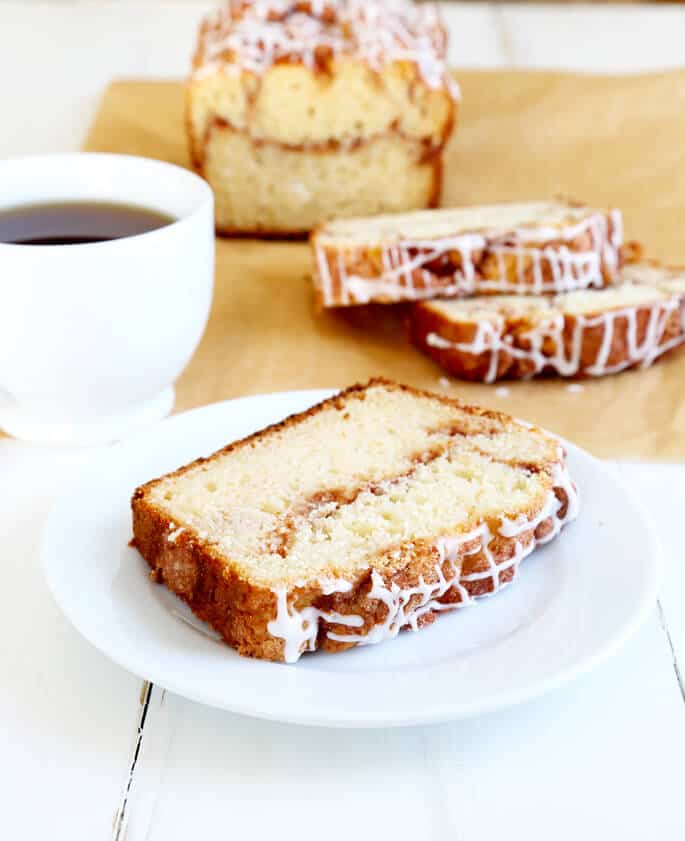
[312,200,623,307]
[131,379,578,663]
[410,262,685,382]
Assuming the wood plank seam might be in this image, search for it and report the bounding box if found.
[657,600,685,704]
[112,681,157,841]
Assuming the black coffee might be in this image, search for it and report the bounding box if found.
[0,201,175,245]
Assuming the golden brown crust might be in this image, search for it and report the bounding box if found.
[410,304,500,381]
[132,498,285,660]
[131,378,572,662]
[409,291,685,382]
[132,484,568,662]
[312,207,622,308]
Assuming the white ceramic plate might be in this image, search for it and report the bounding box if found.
[43,390,658,728]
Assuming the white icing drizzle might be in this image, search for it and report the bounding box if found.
[195,0,457,97]
[268,587,322,662]
[167,525,185,543]
[315,211,622,306]
[424,294,685,383]
[268,584,364,662]
[315,241,334,306]
[318,576,354,595]
[267,455,578,662]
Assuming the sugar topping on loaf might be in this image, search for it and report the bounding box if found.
[194,0,458,94]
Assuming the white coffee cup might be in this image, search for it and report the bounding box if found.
[0,154,214,445]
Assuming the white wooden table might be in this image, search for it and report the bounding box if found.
[1,4,684,839]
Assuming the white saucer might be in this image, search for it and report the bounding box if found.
[0,386,174,446]
[42,390,659,727]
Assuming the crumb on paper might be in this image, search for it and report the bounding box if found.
[566,383,584,393]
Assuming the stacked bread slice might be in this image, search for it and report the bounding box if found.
[312,199,622,307]
[132,379,578,662]
[411,264,685,382]
[311,201,685,381]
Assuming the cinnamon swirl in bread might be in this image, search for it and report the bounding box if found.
[131,379,578,662]
[187,1,458,236]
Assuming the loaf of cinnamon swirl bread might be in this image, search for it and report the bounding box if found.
[187,1,458,235]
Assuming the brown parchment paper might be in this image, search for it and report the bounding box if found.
[85,72,685,460]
